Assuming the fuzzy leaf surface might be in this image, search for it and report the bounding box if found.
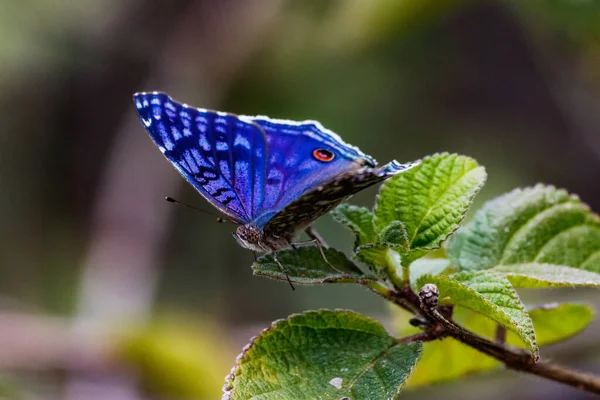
[253,247,374,284]
[492,264,600,288]
[374,153,486,262]
[448,185,600,273]
[224,310,422,400]
[331,204,377,248]
[354,222,408,270]
[416,271,537,356]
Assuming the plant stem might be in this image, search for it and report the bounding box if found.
[495,324,507,345]
[395,332,442,344]
[364,281,393,299]
[383,249,406,289]
[392,283,600,395]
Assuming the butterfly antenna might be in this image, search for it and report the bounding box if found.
[273,252,295,291]
[164,196,237,224]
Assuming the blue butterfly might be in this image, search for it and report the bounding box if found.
[134,92,414,282]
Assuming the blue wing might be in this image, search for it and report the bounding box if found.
[245,116,375,227]
[133,92,267,223]
[262,159,416,240]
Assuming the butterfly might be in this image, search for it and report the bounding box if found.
[134,92,415,286]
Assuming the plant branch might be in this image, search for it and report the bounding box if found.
[395,332,444,344]
[515,360,600,394]
[495,324,507,345]
[392,282,600,395]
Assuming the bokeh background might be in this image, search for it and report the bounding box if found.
[1,0,600,399]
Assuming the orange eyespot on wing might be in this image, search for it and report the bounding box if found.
[313,148,335,162]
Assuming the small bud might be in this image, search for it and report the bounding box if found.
[409,317,427,327]
[419,283,439,310]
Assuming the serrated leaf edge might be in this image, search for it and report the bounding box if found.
[491,264,600,288]
[450,184,600,272]
[374,153,487,254]
[222,309,400,399]
[331,204,377,249]
[251,247,371,285]
[406,157,485,246]
[417,272,538,358]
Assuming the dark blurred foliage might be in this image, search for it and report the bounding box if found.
[1,0,600,399]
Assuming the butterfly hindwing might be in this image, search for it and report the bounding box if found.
[263,161,414,240]
[134,92,267,223]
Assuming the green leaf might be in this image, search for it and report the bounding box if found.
[492,264,600,288]
[520,303,594,345]
[448,184,600,272]
[355,245,400,272]
[252,247,374,284]
[380,221,409,247]
[354,222,407,271]
[331,204,377,248]
[416,271,538,357]
[224,310,422,400]
[374,153,486,260]
[409,257,452,287]
[391,303,593,388]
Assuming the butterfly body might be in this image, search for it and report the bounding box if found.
[233,225,284,252]
[134,92,415,253]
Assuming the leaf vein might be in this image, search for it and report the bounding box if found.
[408,159,475,246]
[345,345,396,396]
[498,201,571,264]
[579,248,600,269]
[532,224,600,262]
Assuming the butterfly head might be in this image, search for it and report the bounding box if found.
[233,224,290,252]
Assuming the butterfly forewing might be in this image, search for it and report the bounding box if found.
[134,92,267,223]
[248,117,373,226]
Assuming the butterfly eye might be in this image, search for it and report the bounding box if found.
[313,148,335,162]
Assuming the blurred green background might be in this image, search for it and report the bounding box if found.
[1,0,600,399]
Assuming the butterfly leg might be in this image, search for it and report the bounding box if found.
[304,226,328,248]
[303,226,348,276]
[273,252,296,291]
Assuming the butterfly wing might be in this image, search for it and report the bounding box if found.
[262,160,416,241]
[135,93,416,245]
[246,116,376,227]
[133,92,267,223]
